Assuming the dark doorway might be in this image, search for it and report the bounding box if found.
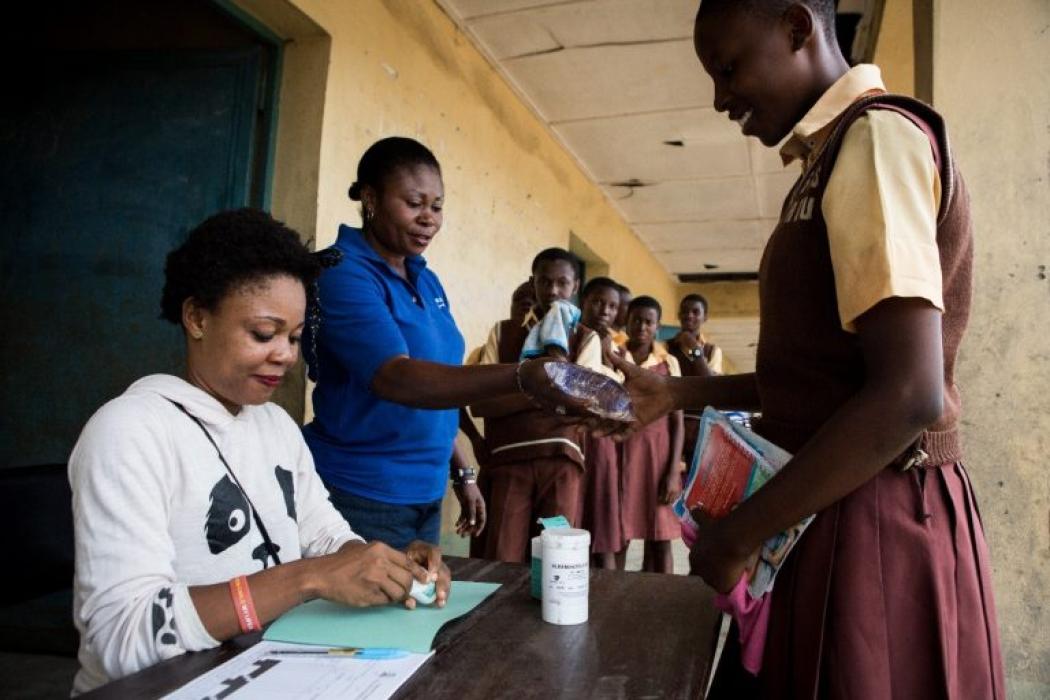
[0,0,280,468]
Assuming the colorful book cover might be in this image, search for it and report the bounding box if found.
[674,407,813,597]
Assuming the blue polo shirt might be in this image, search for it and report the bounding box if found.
[302,225,465,504]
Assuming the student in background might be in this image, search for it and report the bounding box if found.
[465,280,536,556]
[610,283,632,347]
[617,296,684,574]
[668,293,724,465]
[519,258,583,362]
[470,249,606,562]
[575,276,627,569]
[466,280,535,366]
[669,294,723,377]
[463,280,536,478]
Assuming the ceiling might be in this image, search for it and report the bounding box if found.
[436,0,873,371]
[436,0,798,281]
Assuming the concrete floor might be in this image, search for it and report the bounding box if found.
[622,537,691,575]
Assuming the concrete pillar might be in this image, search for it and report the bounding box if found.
[934,1,1050,695]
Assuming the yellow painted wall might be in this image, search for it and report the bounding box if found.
[275,0,679,357]
[872,1,1050,692]
[872,0,915,95]
[676,281,760,317]
[929,1,1050,696]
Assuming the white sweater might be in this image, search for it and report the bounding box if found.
[69,375,361,694]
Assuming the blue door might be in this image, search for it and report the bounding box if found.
[0,48,270,467]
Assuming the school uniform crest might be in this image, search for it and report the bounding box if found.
[783,164,822,224]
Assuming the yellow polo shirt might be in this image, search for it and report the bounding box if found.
[780,64,944,333]
[705,343,725,376]
[476,309,538,365]
[618,342,682,377]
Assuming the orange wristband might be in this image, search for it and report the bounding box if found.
[229,575,260,634]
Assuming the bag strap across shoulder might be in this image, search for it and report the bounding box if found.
[167,399,283,566]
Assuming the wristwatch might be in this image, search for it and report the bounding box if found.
[688,346,704,359]
[452,466,478,486]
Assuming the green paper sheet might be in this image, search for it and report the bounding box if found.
[263,581,501,653]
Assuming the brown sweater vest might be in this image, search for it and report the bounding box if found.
[482,318,593,467]
[753,94,972,466]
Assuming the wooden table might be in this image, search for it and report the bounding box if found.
[81,557,722,699]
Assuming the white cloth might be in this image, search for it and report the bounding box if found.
[520,299,581,359]
[69,375,361,694]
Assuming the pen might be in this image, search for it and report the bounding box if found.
[270,647,408,660]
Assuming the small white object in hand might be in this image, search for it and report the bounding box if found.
[409,579,437,605]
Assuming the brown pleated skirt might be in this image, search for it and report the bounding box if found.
[620,416,681,542]
[580,433,624,554]
[711,462,1006,699]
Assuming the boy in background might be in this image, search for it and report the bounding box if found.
[471,249,603,562]
[668,293,724,464]
[463,280,536,556]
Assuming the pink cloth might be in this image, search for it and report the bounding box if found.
[681,519,770,675]
[680,515,697,548]
[713,572,771,676]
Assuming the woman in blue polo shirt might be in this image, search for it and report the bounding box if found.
[303,137,486,549]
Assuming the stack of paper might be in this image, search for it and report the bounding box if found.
[162,642,433,700]
[163,580,501,700]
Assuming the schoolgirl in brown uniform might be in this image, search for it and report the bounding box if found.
[602,1,1005,697]
[576,277,628,569]
[617,296,684,574]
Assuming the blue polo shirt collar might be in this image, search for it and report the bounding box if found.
[337,225,427,284]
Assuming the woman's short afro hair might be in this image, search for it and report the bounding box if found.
[160,208,320,324]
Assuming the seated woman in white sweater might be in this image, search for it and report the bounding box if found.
[69,209,450,695]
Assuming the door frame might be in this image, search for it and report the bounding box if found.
[212,0,284,210]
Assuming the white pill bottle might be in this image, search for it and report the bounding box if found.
[541,528,591,625]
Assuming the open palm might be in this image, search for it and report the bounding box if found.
[607,353,678,429]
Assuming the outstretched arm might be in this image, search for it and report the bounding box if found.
[600,351,761,430]
[371,357,520,409]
